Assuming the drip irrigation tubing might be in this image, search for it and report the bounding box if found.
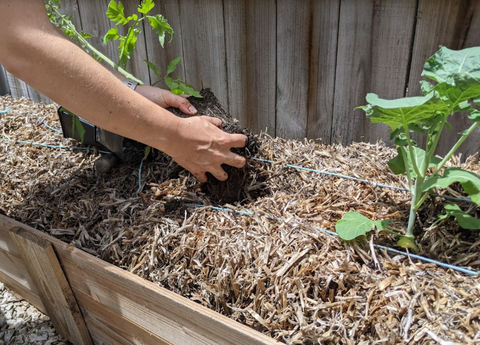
[252,157,473,203]
[1,118,478,275]
[193,204,479,276]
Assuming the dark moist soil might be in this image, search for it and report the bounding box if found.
[166,88,265,205]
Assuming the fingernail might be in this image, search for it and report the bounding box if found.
[188,106,197,114]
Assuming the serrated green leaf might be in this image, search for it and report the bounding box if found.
[166,57,181,76]
[106,0,129,25]
[335,212,374,241]
[117,27,139,69]
[469,109,480,121]
[147,14,173,47]
[437,203,480,230]
[103,27,119,45]
[423,167,480,206]
[145,60,162,76]
[138,0,155,14]
[179,83,202,98]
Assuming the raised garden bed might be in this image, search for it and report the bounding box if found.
[1,95,480,344]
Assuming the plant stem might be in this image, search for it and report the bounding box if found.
[54,8,143,85]
[433,120,480,174]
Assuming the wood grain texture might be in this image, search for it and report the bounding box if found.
[407,0,480,157]
[223,0,276,135]
[144,0,186,88]
[0,215,281,345]
[275,0,310,139]
[10,227,93,345]
[0,250,45,313]
[177,0,228,107]
[332,0,417,145]
[0,64,10,96]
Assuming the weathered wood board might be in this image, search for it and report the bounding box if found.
[0,214,281,345]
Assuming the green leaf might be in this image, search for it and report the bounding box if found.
[469,109,480,122]
[103,27,119,45]
[138,0,155,14]
[388,147,441,177]
[422,46,480,84]
[106,0,129,25]
[166,57,182,76]
[145,60,162,76]
[437,203,480,230]
[397,236,418,251]
[423,167,480,206]
[361,92,446,132]
[164,77,178,90]
[335,212,389,241]
[147,14,173,48]
[178,83,202,98]
[143,146,151,161]
[170,88,185,95]
[117,27,140,69]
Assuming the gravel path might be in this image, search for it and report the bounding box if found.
[0,282,66,345]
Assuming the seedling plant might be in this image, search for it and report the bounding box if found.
[336,46,480,251]
[45,0,201,142]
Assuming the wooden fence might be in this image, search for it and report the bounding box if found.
[1,0,480,157]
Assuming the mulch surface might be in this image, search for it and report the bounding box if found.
[1,94,480,344]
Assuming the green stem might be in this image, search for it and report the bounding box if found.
[433,120,480,174]
[54,8,143,85]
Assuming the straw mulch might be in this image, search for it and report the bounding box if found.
[1,95,480,345]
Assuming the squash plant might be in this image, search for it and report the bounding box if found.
[336,46,480,251]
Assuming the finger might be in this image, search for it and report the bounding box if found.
[167,94,197,115]
[208,167,228,182]
[204,116,223,128]
[192,170,208,183]
[228,133,248,148]
[224,152,247,169]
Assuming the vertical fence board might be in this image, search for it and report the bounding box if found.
[332,0,417,145]
[407,0,480,157]
[144,0,186,89]
[223,0,276,135]
[178,0,228,107]
[0,64,10,96]
[276,0,310,139]
[305,0,340,141]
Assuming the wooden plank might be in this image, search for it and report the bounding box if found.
[0,64,10,96]
[75,290,173,345]
[407,0,480,158]
[0,251,45,313]
[177,0,228,107]
[331,0,417,146]
[275,0,310,139]
[10,227,93,345]
[4,70,30,100]
[276,0,342,141]
[0,214,281,345]
[223,0,276,135]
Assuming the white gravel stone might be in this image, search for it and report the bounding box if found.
[0,282,66,345]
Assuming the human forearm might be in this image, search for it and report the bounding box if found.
[0,0,247,182]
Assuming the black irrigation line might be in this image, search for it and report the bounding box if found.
[1,107,478,276]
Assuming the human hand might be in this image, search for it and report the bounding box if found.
[136,85,197,115]
[162,115,247,182]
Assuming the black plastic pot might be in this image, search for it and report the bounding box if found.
[57,106,146,163]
